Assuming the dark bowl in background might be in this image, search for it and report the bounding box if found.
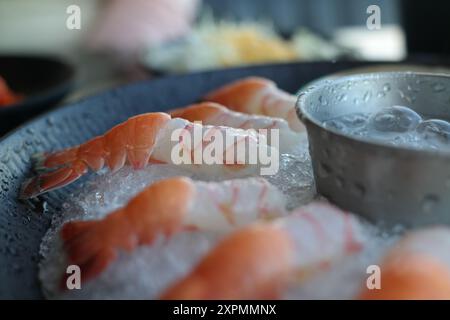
[0,55,75,136]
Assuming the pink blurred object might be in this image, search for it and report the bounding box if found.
[88,0,200,55]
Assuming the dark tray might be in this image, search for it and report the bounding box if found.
[0,60,436,299]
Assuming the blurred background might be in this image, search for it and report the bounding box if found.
[0,0,449,133]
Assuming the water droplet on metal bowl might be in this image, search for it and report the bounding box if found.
[317,162,332,178]
[363,91,372,102]
[336,94,347,102]
[421,194,439,213]
[376,91,386,98]
[322,148,331,158]
[319,95,328,106]
[335,176,345,188]
[432,82,446,93]
[350,182,366,198]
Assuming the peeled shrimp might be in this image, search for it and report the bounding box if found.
[359,227,450,300]
[60,176,287,284]
[20,111,278,199]
[170,102,303,152]
[161,202,365,300]
[204,77,305,132]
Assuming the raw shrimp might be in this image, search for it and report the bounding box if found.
[60,176,287,284]
[161,202,365,300]
[359,227,450,300]
[20,112,279,199]
[204,77,305,132]
[170,102,303,152]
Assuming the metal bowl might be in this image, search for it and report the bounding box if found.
[296,72,450,228]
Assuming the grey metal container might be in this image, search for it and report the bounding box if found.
[296,72,450,228]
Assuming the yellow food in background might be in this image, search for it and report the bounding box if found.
[144,20,342,73]
[206,24,298,66]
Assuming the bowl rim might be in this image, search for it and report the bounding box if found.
[0,54,75,114]
[296,71,450,158]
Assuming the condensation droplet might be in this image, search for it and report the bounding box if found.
[317,162,332,178]
[363,91,372,102]
[323,148,332,158]
[351,183,366,197]
[46,117,55,127]
[323,119,344,131]
[337,94,347,102]
[42,201,49,215]
[7,247,17,256]
[336,176,345,188]
[319,95,328,106]
[432,82,446,93]
[13,143,23,153]
[407,85,419,93]
[377,91,386,98]
[421,194,439,213]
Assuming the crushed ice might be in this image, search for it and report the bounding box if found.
[38,132,395,299]
[283,225,400,299]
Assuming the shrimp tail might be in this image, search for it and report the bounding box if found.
[170,102,226,122]
[60,221,117,290]
[204,77,275,114]
[60,214,129,286]
[19,137,103,199]
[60,220,115,287]
[60,177,195,284]
[160,224,294,300]
[205,77,304,132]
[20,160,88,199]
[19,112,171,199]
